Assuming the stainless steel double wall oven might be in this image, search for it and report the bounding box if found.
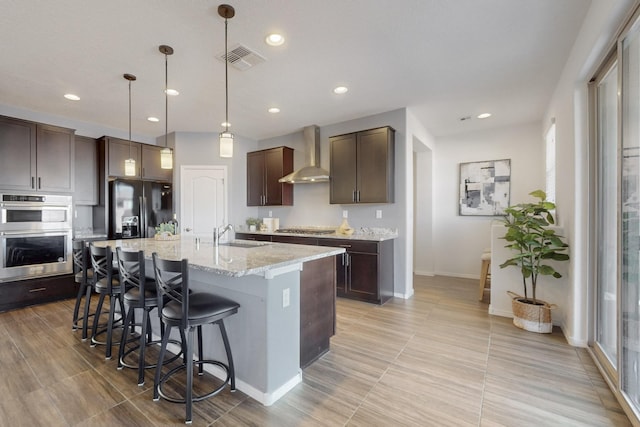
[0,193,73,282]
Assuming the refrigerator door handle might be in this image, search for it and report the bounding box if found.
[139,196,145,238]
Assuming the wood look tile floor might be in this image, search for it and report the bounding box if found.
[0,275,631,426]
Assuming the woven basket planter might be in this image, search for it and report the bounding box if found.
[507,291,556,334]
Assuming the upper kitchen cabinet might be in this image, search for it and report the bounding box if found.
[330,126,395,204]
[0,116,74,193]
[106,137,141,179]
[247,146,294,206]
[74,136,98,205]
[141,144,172,182]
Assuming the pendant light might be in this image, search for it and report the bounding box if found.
[218,4,235,158]
[123,73,137,176]
[159,45,174,169]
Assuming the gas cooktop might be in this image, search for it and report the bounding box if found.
[275,228,336,235]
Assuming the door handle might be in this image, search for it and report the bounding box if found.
[185,227,192,232]
[38,177,42,189]
[31,177,35,189]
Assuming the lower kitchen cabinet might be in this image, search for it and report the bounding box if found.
[0,274,77,312]
[236,232,394,304]
[318,238,394,304]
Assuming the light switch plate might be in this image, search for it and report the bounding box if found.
[376,210,382,219]
[283,288,290,308]
[343,210,348,218]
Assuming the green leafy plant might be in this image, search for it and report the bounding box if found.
[500,190,570,304]
[245,217,262,227]
[155,222,176,235]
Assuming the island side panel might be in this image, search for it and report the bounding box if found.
[300,256,336,368]
[189,267,301,402]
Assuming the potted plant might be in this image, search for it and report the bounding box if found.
[499,190,570,333]
[245,217,262,232]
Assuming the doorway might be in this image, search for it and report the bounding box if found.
[179,165,228,241]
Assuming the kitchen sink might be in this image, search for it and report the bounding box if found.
[221,241,271,249]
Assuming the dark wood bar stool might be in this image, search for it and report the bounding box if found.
[116,247,181,386]
[71,239,95,340]
[89,243,125,359]
[151,253,239,424]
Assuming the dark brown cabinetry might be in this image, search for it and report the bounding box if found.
[103,136,171,182]
[0,116,74,192]
[237,232,394,304]
[317,238,394,304]
[329,126,394,204]
[141,144,172,181]
[74,136,98,205]
[247,146,293,206]
[107,137,142,179]
[0,274,77,312]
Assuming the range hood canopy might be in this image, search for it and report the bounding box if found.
[279,125,330,184]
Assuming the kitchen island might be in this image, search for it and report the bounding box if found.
[92,237,345,405]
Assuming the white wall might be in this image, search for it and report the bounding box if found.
[432,121,544,279]
[543,0,637,346]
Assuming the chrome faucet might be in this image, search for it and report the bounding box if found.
[213,224,233,248]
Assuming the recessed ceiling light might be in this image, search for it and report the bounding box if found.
[165,89,179,96]
[64,93,80,101]
[221,121,231,128]
[268,107,280,114]
[265,33,285,46]
[333,86,348,94]
[477,113,492,119]
[147,117,160,122]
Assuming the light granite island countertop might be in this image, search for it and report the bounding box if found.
[91,237,345,406]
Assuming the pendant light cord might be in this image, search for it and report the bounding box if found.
[165,52,169,148]
[224,15,229,132]
[128,78,132,157]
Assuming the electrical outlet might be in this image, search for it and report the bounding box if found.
[283,288,290,308]
[343,210,348,218]
[376,210,382,219]
[269,211,272,217]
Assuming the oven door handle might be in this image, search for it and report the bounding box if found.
[0,230,71,236]
[0,204,70,210]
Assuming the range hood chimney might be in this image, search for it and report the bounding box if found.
[278,125,330,184]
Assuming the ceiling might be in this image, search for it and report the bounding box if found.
[0,0,591,141]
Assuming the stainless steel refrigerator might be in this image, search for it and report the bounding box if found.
[108,179,173,239]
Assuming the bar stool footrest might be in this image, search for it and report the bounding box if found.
[119,338,183,370]
[157,360,231,404]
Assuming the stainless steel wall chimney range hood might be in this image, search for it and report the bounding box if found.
[278,125,330,184]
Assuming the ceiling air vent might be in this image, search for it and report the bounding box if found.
[218,44,266,71]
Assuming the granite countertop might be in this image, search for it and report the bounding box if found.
[237,227,398,242]
[91,237,345,277]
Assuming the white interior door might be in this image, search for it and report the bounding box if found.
[180,165,227,241]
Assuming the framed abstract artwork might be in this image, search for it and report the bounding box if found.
[459,159,511,216]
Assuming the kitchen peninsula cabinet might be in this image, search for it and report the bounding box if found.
[317,238,393,304]
[0,116,74,193]
[74,136,98,205]
[329,126,394,204]
[247,146,293,206]
[236,232,395,304]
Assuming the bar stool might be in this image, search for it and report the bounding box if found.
[89,243,125,359]
[479,251,491,301]
[152,253,239,424]
[72,240,94,340]
[116,248,181,386]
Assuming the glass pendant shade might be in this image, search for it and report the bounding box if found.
[219,131,234,158]
[124,158,136,176]
[160,147,173,169]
